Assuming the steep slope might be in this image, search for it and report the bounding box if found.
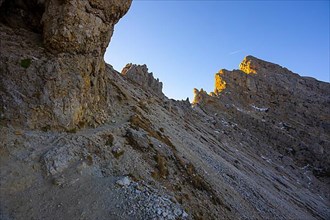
[194,56,330,179]
[1,1,330,220]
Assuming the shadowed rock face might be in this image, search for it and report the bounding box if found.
[0,0,45,33]
[0,0,132,130]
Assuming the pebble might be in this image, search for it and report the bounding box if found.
[116,176,131,187]
[182,211,188,218]
[174,208,182,216]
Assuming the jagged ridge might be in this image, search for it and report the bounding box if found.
[1,1,330,220]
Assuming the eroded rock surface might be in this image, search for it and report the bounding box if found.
[42,0,132,55]
[194,55,330,178]
[0,0,132,130]
[122,63,164,96]
[1,2,329,220]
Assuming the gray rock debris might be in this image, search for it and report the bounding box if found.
[122,181,189,220]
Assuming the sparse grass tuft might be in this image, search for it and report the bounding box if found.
[86,155,93,166]
[20,58,31,69]
[112,150,124,159]
[105,134,114,146]
[152,153,169,179]
[41,125,51,132]
[186,163,211,191]
[78,121,86,128]
[67,128,77,133]
[129,114,176,150]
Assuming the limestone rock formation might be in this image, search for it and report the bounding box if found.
[42,0,132,55]
[239,55,259,74]
[121,63,164,96]
[1,2,330,220]
[194,55,330,178]
[192,88,210,104]
[214,69,227,94]
[0,0,132,130]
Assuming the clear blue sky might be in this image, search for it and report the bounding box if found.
[105,0,330,101]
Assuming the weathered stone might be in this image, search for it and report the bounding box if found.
[0,0,132,130]
[192,88,215,105]
[126,128,151,151]
[193,55,330,176]
[214,69,227,94]
[116,176,131,187]
[42,0,132,55]
[122,63,164,96]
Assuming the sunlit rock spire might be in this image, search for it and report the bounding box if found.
[239,56,259,74]
[214,69,228,95]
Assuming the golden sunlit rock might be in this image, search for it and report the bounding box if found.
[192,88,203,104]
[214,69,227,94]
[239,56,258,74]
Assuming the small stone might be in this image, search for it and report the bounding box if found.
[112,145,124,158]
[15,130,22,135]
[52,176,65,186]
[173,208,182,216]
[182,211,188,218]
[136,184,144,191]
[116,176,131,187]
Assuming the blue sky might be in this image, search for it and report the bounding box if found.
[105,0,330,101]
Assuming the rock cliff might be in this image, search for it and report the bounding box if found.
[193,56,330,178]
[1,2,329,220]
[0,0,132,130]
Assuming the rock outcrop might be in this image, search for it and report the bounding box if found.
[214,70,227,94]
[121,63,164,97]
[42,0,132,55]
[0,0,132,130]
[193,55,330,178]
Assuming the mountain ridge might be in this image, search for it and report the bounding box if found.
[1,1,329,219]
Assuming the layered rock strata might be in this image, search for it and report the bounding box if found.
[193,55,330,178]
